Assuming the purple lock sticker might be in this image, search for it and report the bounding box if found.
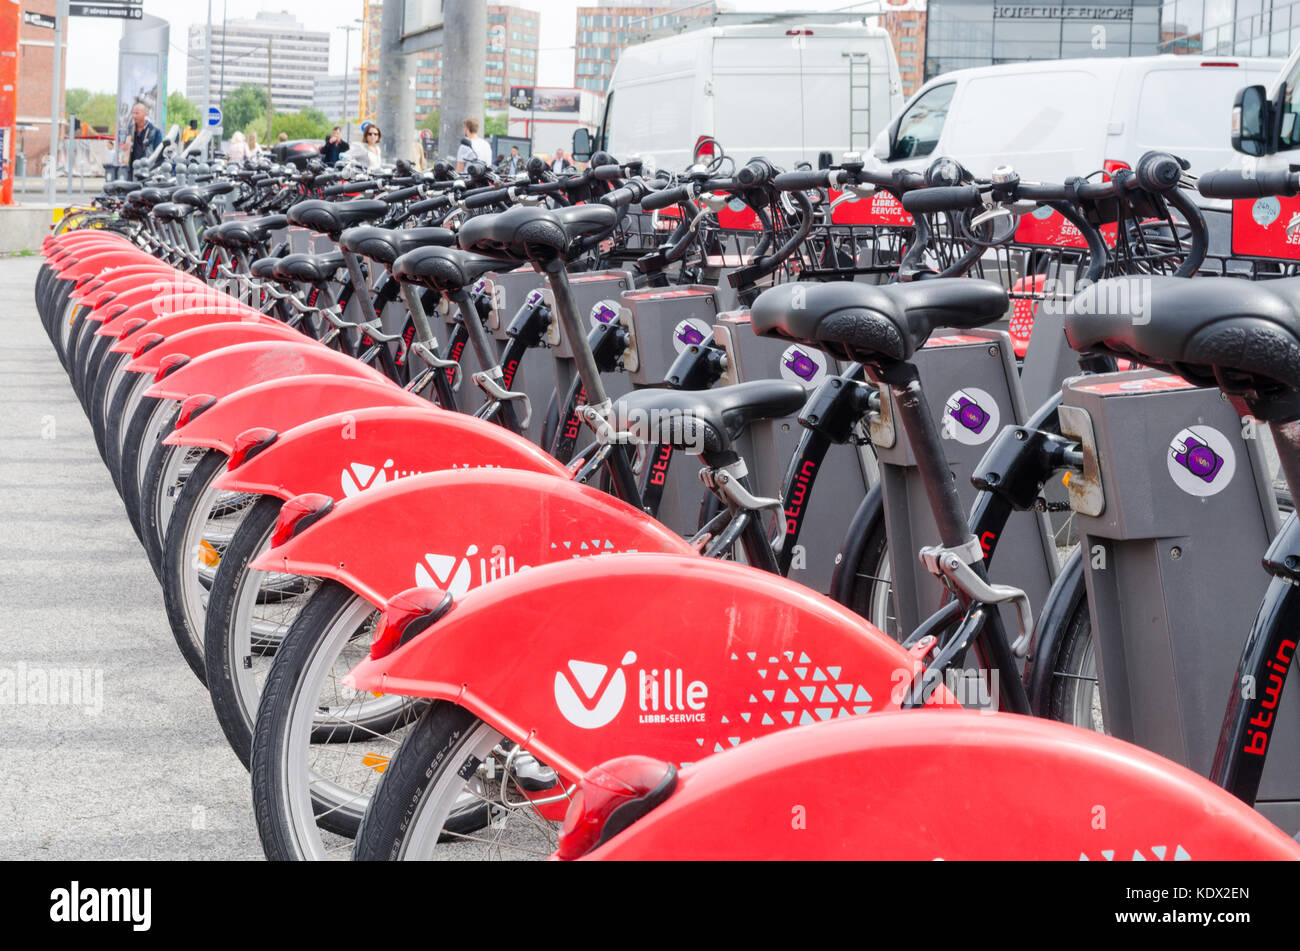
[671,318,711,353]
[943,387,1000,446]
[779,344,826,386]
[1168,426,1235,497]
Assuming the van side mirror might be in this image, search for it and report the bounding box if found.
[572,128,592,163]
[1232,85,1272,156]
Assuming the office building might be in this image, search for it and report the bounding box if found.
[573,2,716,96]
[186,10,330,114]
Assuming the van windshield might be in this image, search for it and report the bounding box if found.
[1280,57,1300,151]
[889,83,955,161]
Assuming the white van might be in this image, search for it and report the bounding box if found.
[577,23,903,173]
[873,55,1282,189]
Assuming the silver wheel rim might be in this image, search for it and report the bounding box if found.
[279,597,414,860]
[396,722,565,861]
[227,522,319,733]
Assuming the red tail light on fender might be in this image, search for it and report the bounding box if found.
[269,492,334,548]
[153,353,190,381]
[1102,159,1131,181]
[228,427,279,471]
[175,394,217,430]
[370,586,454,660]
[555,756,678,860]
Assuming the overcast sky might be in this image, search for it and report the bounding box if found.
[65,0,877,96]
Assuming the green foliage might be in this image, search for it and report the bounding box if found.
[167,92,200,129]
[71,92,118,134]
[221,84,270,135]
[484,114,507,137]
[419,109,440,134]
[66,88,93,117]
[240,108,333,144]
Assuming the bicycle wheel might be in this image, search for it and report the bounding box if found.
[831,485,897,639]
[251,581,434,860]
[161,450,255,684]
[205,495,319,767]
[353,701,565,861]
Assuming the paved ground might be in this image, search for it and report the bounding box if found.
[0,255,263,860]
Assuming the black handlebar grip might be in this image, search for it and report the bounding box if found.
[1134,152,1184,192]
[773,170,832,190]
[592,164,624,182]
[736,159,773,187]
[407,196,452,217]
[901,184,983,214]
[463,188,511,209]
[640,185,690,211]
[1197,169,1300,199]
[382,185,422,204]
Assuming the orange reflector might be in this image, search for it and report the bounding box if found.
[361,753,390,774]
[198,539,221,568]
[1062,472,1071,486]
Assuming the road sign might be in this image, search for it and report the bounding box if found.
[70,2,142,19]
[207,106,221,128]
[23,11,57,28]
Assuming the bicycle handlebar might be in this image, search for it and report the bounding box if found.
[902,184,983,214]
[1198,168,1300,199]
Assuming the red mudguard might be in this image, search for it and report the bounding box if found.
[210,405,567,499]
[577,711,1300,860]
[141,340,387,402]
[343,552,943,782]
[70,265,190,305]
[120,323,307,375]
[107,307,278,356]
[53,247,159,281]
[160,375,431,455]
[93,289,241,340]
[250,471,694,608]
[44,231,134,256]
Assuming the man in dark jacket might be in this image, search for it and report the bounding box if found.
[321,126,346,165]
[127,103,162,178]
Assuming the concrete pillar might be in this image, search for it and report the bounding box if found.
[378,0,415,165]
[438,0,485,162]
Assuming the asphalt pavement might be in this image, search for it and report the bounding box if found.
[0,254,263,860]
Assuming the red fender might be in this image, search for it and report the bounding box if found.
[142,339,387,401]
[577,711,1300,861]
[93,288,244,340]
[160,375,430,455]
[344,552,938,783]
[251,470,693,608]
[54,247,159,281]
[47,233,145,264]
[210,405,567,499]
[86,284,234,334]
[108,306,276,355]
[70,264,188,305]
[45,231,131,255]
[120,323,306,376]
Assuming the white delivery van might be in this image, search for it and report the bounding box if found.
[1225,42,1300,173]
[575,22,903,173]
[873,55,1282,189]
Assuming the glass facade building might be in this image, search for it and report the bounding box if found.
[925,0,1300,81]
[925,0,1164,78]
[1159,0,1300,56]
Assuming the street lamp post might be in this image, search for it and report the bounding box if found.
[339,20,361,145]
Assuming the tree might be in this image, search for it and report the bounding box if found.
[66,88,93,117]
[419,109,440,134]
[222,84,269,136]
[72,92,118,134]
[242,108,333,144]
[167,91,200,130]
[484,114,506,137]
